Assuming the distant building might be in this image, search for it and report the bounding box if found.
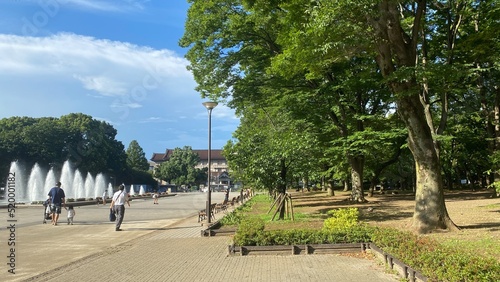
[150,149,230,187]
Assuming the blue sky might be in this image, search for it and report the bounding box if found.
[0,0,239,160]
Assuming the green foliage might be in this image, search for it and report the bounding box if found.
[322,208,359,232]
[154,146,202,186]
[220,193,268,226]
[371,228,500,282]
[0,114,127,183]
[219,211,244,226]
[122,168,156,186]
[233,223,374,246]
[233,217,266,246]
[230,206,500,281]
[263,229,324,245]
[126,140,149,172]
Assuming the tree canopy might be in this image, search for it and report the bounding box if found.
[126,140,150,172]
[154,146,204,187]
[0,113,127,183]
[182,0,500,233]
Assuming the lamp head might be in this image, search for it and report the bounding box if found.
[202,101,218,110]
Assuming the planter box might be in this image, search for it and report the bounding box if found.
[366,243,427,282]
[228,243,367,256]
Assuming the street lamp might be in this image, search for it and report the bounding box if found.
[203,101,218,223]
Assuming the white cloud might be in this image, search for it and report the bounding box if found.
[31,0,148,13]
[0,33,192,100]
[73,75,128,96]
[0,32,239,154]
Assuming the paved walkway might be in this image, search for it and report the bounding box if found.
[2,195,399,282]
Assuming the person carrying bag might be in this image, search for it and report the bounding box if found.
[109,184,130,231]
[109,208,116,222]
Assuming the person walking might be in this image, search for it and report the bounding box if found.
[66,205,76,225]
[110,184,130,231]
[224,189,230,204]
[153,192,159,204]
[47,181,65,226]
[102,191,107,205]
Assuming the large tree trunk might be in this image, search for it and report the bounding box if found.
[326,179,335,196]
[349,156,365,202]
[277,158,287,220]
[397,95,457,233]
[343,179,349,192]
[372,0,457,233]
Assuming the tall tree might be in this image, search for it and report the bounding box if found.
[154,146,200,186]
[126,140,149,172]
[58,113,126,176]
[0,114,127,183]
[271,0,459,233]
[181,0,500,232]
[223,105,317,219]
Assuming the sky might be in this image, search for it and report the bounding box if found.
[0,0,240,160]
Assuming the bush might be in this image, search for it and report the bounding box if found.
[322,208,359,232]
[229,198,500,281]
[233,223,374,246]
[220,211,244,226]
[220,194,267,227]
[371,227,500,281]
[233,217,265,246]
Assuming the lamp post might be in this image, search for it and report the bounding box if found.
[203,101,218,223]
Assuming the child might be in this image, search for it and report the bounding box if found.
[153,193,159,204]
[66,205,76,225]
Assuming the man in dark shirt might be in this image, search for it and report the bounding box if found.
[48,181,65,226]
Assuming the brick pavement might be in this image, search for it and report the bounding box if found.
[21,215,399,282]
[2,194,399,282]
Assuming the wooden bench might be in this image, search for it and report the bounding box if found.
[198,209,207,222]
[215,202,227,213]
[198,203,217,222]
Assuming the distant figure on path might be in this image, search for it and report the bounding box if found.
[153,192,159,204]
[48,181,65,226]
[224,189,230,204]
[66,205,75,225]
[110,184,130,231]
[102,191,107,205]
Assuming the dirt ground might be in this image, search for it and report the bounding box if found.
[288,188,500,258]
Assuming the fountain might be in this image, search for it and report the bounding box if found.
[9,161,28,203]
[84,172,94,199]
[73,170,85,199]
[28,163,45,202]
[4,160,112,204]
[94,173,106,199]
[139,185,146,195]
[106,183,113,199]
[129,184,136,196]
[44,167,57,200]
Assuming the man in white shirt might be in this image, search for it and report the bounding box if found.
[109,184,130,231]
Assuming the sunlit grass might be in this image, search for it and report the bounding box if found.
[482,203,500,209]
[441,236,500,260]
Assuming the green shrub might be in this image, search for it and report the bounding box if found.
[220,196,260,226]
[220,211,244,226]
[322,208,359,232]
[233,217,265,246]
[371,227,500,281]
[233,224,374,246]
[265,229,322,245]
[229,197,500,281]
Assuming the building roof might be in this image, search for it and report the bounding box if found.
[150,149,225,163]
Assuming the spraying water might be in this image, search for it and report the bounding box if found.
[3,160,113,203]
